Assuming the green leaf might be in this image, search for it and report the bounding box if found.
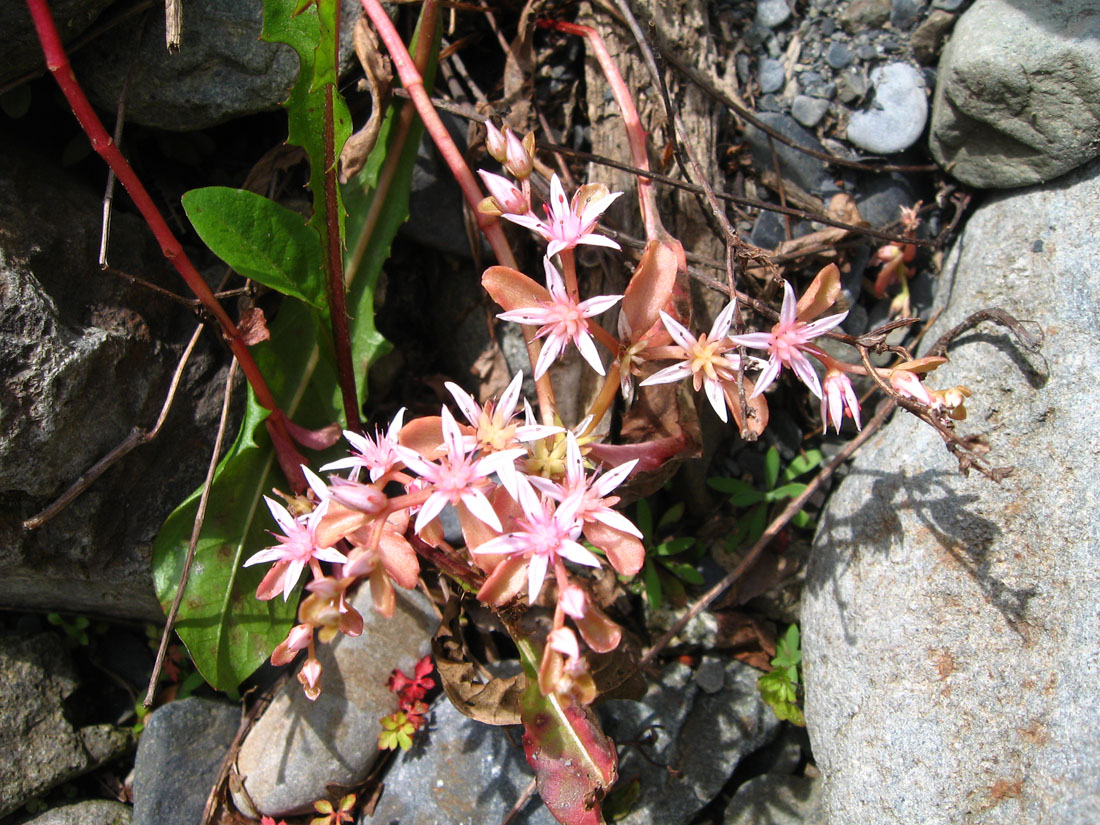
[660,560,705,586]
[262,0,352,258]
[764,446,781,490]
[766,482,807,502]
[707,476,755,495]
[791,510,815,529]
[782,449,824,482]
[152,298,323,691]
[654,537,696,557]
[182,187,325,308]
[656,501,684,530]
[642,560,663,610]
[745,503,768,545]
[729,487,767,507]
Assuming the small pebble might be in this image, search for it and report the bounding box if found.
[821,17,837,36]
[792,95,830,128]
[736,53,753,86]
[932,0,964,9]
[695,659,727,694]
[891,0,927,30]
[758,57,786,94]
[846,62,928,154]
[855,43,878,61]
[756,0,792,29]
[825,42,855,70]
[837,71,870,104]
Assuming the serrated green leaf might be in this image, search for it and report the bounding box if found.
[764,446,781,490]
[766,482,808,502]
[182,187,325,308]
[152,3,441,692]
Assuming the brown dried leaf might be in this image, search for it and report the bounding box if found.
[431,597,525,726]
[338,17,393,183]
[237,306,270,345]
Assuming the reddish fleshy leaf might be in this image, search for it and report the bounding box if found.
[519,645,618,825]
[482,265,551,312]
[621,239,678,342]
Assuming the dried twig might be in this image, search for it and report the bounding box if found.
[144,357,238,708]
[165,0,182,52]
[23,325,205,530]
[639,399,896,668]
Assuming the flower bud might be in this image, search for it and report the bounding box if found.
[485,121,508,163]
[299,657,323,700]
[504,128,533,179]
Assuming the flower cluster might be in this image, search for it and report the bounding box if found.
[248,151,973,710]
[245,367,644,702]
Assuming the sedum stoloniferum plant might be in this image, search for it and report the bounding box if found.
[245,120,975,705]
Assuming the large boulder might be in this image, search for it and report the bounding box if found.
[0,137,231,620]
[72,0,363,131]
[803,158,1100,823]
[929,0,1100,188]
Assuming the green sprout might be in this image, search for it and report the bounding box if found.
[633,498,704,610]
[757,623,805,726]
[707,446,823,551]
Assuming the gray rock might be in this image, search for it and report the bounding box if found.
[756,0,792,29]
[751,210,810,250]
[0,139,228,621]
[362,694,556,825]
[232,586,439,817]
[836,70,869,104]
[0,0,115,88]
[743,113,829,194]
[73,0,361,131]
[890,0,927,30]
[792,95,830,128]
[724,775,825,825]
[758,57,786,95]
[804,157,1100,824]
[0,633,130,817]
[932,0,966,9]
[846,62,928,154]
[854,172,915,228]
[929,0,1100,188]
[24,799,132,825]
[599,657,780,825]
[131,698,238,825]
[840,0,890,33]
[824,43,854,71]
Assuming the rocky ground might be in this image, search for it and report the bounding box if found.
[3,0,1099,824]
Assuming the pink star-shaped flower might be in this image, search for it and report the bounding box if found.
[502,174,622,258]
[320,408,406,482]
[243,468,348,601]
[728,280,847,399]
[392,406,525,535]
[640,300,753,423]
[471,474,600,604]
[497,257,622,379]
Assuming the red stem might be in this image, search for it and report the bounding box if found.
[359,0,559,425]
[26,0,307,490]
[540,19,668,244]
